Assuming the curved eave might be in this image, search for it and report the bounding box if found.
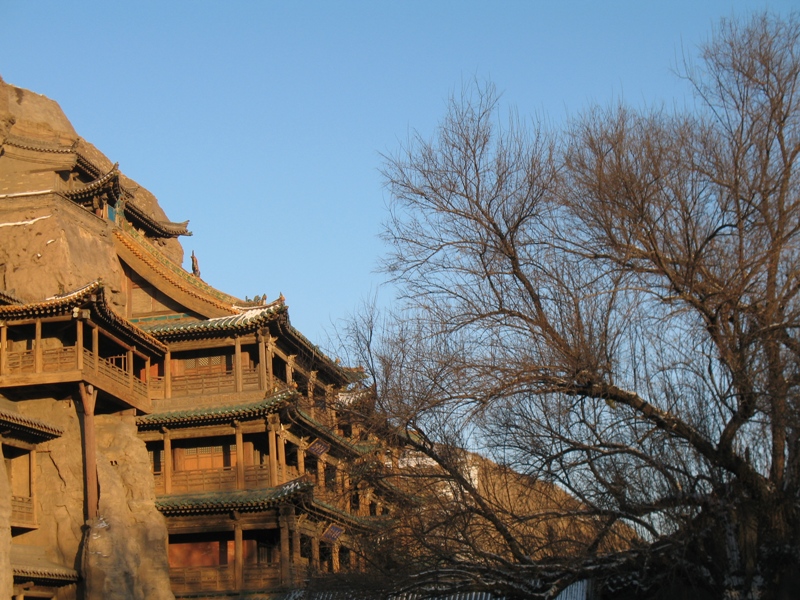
[288,407,374,457]
[302,497,388,532]
[276,321,351,386]
[114,228,239,319]
[124,200,192,238]
[0,281,167,357]
[137,388,297,430]
[143,302,287,342]
[62,163,120,201]
[12,565,79,585]
[0,408,63,441]
[156,479,312,516]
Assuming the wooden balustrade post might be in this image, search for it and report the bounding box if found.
[78,382,99,520]
[163,428,172,495]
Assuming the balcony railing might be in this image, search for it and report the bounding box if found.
[170,371,237,396]
[2,347,149,405]
[10,495,35,528]
[170,467,237,494]
[42,346,77,372]
[154,366,262,398]
[243,464,271,489]
[153,464,289,495]
[4,349,34,374]
[243,564,281,589]
[169,565,234,594]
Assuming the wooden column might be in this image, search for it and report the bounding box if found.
[311,535,320,571]
[145,357,151,384]
[0,322,6,376]
[92,326,99,371]
[297,443,305,476]
[307,371,317,417]
[127,349,134,389]
[279,510,291,584]
[292,527,301,563]
[266,337,275,390]
[234,519,243,591]
[257,333,267,390]
[163,428,172,495]
[165,350,172,399]
[34,318,43,373]
[286,355,296,386]
[317,460,325,488]
[331,542,340,573]
[234,337,242,393]
[29,448,36,524]
[277,432,286,484]
[268,419,278,487]
[79,382,99,520]
[234,421,244,489]
[76,319,84,370]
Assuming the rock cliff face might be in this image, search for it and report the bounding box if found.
[14,398,175,600]
[83,415,173,600]
[0,77,186,306]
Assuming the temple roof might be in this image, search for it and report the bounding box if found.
[156,479,312,515]
[0,280,167,356]
[141,301,286,340]
[62,163,121,202]
[114,227,241,317]
[123,199,192,237]
[290,407,375,455]
[11,544,79,585]
[0,407,63,441]
[136,389,297,429]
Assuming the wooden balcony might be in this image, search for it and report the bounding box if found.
[10,495,36,529]
[0,346,151,412]
[154,464,281,495]
[169,565,234,594]
[150,366,262,399]
[169,564,290,594]
[243,564,282,589]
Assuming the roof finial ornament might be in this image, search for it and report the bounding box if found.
[191,251,201,279]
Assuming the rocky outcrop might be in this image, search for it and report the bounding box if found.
[82,415,173,600]
[0,77,186,303]
[0,454,12,598]
[14,398,174,600]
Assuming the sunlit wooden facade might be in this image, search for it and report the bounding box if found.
[0,84,385,599]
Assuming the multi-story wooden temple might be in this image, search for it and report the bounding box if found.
[0,78,384,600]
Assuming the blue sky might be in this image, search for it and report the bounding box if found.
[1,1,795,347]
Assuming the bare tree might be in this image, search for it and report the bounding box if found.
[349,13,800,600]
